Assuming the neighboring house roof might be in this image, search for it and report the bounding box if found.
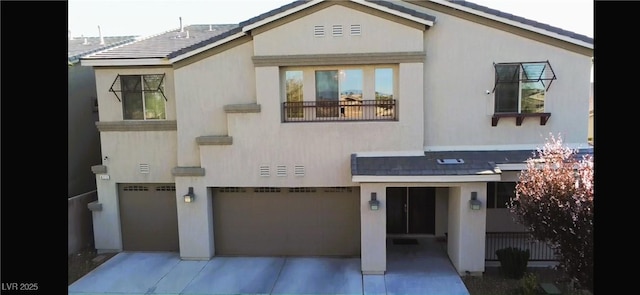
[68,36,138,64]
[81,0,593,66]
[84,24,238,60]
[351,148,594,176]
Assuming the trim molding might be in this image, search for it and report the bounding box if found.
[196,135,233,145]
[172,167,206,176]
[224,103,261,113]
[352,174,501,183]
[253,52,425,67]
[91,165,107,174]
[96,120,177,132]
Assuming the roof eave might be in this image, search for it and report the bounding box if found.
[169,31,247,63]
[352,174,501,183]
[80,58,171,67]
[430,0,592,50]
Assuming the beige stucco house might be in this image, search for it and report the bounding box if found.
[82,0,593,276]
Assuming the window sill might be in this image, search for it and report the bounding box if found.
[491,113,551,126]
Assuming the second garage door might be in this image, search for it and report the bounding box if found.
[213,187,360,257]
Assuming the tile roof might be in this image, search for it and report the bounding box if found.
[83,24,238,60]
[447,0,593,45]
[83,0,592,62]
[351,148,594,176]
[68,36,138,64]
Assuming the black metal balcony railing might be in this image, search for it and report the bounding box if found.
[485,232,559,261]
[282,99,397,122]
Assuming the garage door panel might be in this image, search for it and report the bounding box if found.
[119,184,179,252]
[213,188,360,256]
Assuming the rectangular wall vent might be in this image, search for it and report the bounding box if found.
[314,25,325,37]
[139,163,150,174]
[276,165,287,177]
[294,165,305,176]
[332,24,343,37]
[350,24,361,36]
[259,165,270,177]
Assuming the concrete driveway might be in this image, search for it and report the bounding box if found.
[68,238,470,295]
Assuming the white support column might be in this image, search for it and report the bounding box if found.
[92,179,123,253]
[360,183,387,274]
[447,183,487,276]
[176,180,215,260]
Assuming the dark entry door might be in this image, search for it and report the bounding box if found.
[386,187,435,235]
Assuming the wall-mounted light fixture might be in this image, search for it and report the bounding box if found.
[369,192,380,211]
[184,187,195,203]
[469,191,481,210]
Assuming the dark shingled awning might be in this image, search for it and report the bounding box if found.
[351,148,593,176]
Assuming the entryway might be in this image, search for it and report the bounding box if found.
[386,187,435,235]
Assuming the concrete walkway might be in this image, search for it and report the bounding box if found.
[68,237,469,295]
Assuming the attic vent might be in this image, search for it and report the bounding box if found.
[289,187,316,193]
[156,185,176,191]
[332,25,343,37]
[219,187,246,193]
[259,165,270,177]
[350,24,361,36]
[314,25,325,37]
[324,187,353,193]
[276,165,287,177]
[139,163,150,173]
[123,185,149,191]
[254,187,281,193]
[437,159,465,164]
[294,165,305,176]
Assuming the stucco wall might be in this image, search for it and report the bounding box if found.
[68,65,102,197]
[174,42,257,167]
[198,63,424,187]
[253,4,424,56]
[419,8,591,150]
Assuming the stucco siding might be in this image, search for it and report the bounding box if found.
[99,131,177,181]
[253,4,424,56]
[94,67,176,122]
[421,9,591,149]
[198,64,423,187]
[174,42,256,166]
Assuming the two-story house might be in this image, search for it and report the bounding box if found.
[82,0,593,276]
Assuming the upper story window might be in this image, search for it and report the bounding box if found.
[486,181,516,209]
[283,66,396,122]
[491,61,556,126]
[109,74,167,120]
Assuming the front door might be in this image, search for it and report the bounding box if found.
[386,187,435,235]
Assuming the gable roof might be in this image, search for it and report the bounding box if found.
[81,0,592,66]
[68,35,138,64]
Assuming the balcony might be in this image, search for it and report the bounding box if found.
[282,99,397,122]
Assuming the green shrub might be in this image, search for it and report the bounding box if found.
[520,272,538,295]
[496,247,530,279]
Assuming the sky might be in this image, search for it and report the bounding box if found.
[68,0,593,39]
